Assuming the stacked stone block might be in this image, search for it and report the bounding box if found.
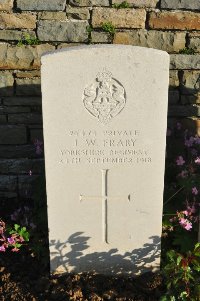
[0,0,200,199]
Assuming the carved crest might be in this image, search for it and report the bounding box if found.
[83,69,126,124]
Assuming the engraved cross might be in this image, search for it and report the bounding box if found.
[80,169,130,244]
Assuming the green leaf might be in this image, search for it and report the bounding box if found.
[177,255,182,266]
[14,224,20,231]
[159,296,170,301]
[167,249,177,261]
[14,243,22,248]
[187,273,194,281]
[23,232,30,241]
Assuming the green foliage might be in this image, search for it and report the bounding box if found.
[179,47,195,55]
[112,1,130,8]
[86,25,93,44]
[17,33,40,46]
[86,25,93,34]
[163,124,200,253]
[9,224,30,242]
[161,243,200,300]
[101,22,115,34]
[162,124,200,299]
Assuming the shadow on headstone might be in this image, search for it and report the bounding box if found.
[50,233,160,275]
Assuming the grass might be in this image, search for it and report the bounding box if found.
[17,33,40,46]
[179,47,195,55]
[112,1,130,8]
[101,22,116,34]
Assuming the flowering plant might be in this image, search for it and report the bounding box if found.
[161,243,200,301]
[163,122,200,252]
[162,122,200,299]
[0,219,29,252]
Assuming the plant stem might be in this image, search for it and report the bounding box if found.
[164,187,184,206]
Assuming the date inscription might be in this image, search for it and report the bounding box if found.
[59,129,152,165]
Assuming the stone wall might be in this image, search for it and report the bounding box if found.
[0,0,200,200]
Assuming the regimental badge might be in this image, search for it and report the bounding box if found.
[83,69,126,124]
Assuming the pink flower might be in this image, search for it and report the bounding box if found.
[179,217,186,225]
[7,237,15,245]
[195,137,200,145]
[178,170,188,178]
[184,221,192,231]
[185,136,195,147]
[18,236,24,243]
[29,170,32,176]
[187,205,196,215]
[0,245,6,252]
[192,187,198,195]
[195,157,200,164]
[11,247,19,252]
[179,218,192,231]
[176,156,185,166]
[191,148,198,156]
[34,139,43,155]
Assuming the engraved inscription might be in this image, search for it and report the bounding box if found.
[83,69,126,124]
[59,129,153,165]
[80,169,130,244]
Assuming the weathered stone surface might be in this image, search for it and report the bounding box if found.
[16,78,41,96]
[37,20,88,42]
[92,8,146,29]
[188,32,200,53]
[0,71,14,96]
[161,0,200,10]
[3,96,41,106]
[0,30,35,41]
[91,31,113,43]
[0,43,55,70]
[0,105,30,113]
[17,0,66,11]
[0,175,17,191]
[38,12,66,21]
[0,158,44,174]
[181,94,200,105]
[57,43,81,49]
[0,0,13,11]
[0,191,17,199]
[69,0,109,6]
[18,175,40,198]
[149,11,200,31]
[0,13,36,29]
[8,113,42,124]
[66,6,90,20]
[0,125,27,144]
[0,115,6,123]
[113,30,185,53]
[0,144,42,158]
[113,0,158,7]
[170,55,200,70]
[169,71,179,87]
[30,128,43,141]
[168,105,200,117]
[169,90,179,105]
[15,70,41,78]
[180,71,200,95]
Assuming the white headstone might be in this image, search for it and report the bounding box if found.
[41,45,169,275]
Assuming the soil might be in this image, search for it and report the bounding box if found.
[0,250,164,301]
